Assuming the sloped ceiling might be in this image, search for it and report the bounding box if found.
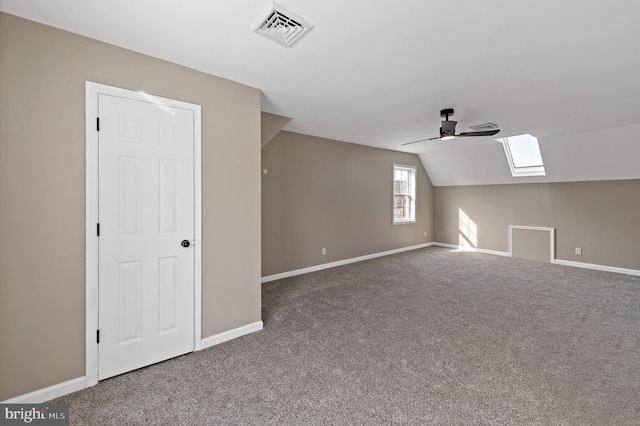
[2,0,640,185]
[421,122,640,186]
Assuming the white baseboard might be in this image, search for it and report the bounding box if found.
[554,259,640,277]
[2,321,265,403]
[1,376,85,404]
[200,321,264,350]
[434,242,640,277]
[260,240,640,283]
[432,242,510,257]
[261,243,435,283]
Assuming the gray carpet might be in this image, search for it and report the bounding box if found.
[53,247,640,425]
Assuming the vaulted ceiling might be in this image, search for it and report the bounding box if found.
[2,0,640,185]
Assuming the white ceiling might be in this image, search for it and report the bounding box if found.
[2,0,640,185]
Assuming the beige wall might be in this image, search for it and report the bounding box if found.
[0,13,261,400]
[512,228,552,263]
[434,180,640,270]
[262,131,434,276]
[261,112,291,148]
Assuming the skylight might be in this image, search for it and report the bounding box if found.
[495,134,546,177]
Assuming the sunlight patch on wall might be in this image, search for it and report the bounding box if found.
[459,208,478,248]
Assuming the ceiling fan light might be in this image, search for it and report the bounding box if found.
[440,135,456,141]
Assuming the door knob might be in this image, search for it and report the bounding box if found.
[181,240,190,248]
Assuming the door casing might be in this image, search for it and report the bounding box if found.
[85,81,202,387]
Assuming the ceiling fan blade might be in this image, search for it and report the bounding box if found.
[456,129,500,137]
[400,136,440,146]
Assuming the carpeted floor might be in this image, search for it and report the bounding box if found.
[52,247,640,425]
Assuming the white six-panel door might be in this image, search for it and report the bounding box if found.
[98,94,195,380]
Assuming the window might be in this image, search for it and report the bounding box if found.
[393,164,416,224]
[495,134,546,177]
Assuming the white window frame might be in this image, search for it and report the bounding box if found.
[496,134,546,177]
[392,164,417,225]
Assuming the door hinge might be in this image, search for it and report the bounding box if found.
[96,117,100,132]
[97,223,100,237]
[97,330,100,344]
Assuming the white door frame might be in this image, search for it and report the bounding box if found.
[85,81,202,387]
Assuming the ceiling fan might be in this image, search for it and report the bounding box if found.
[401,108,500,146]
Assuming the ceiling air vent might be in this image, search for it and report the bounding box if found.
[252,3,314,48]
[469,122,499,131]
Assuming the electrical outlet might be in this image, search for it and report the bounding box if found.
[424,232,427,237]
[575,247,582,255]
[322,248,326,255]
